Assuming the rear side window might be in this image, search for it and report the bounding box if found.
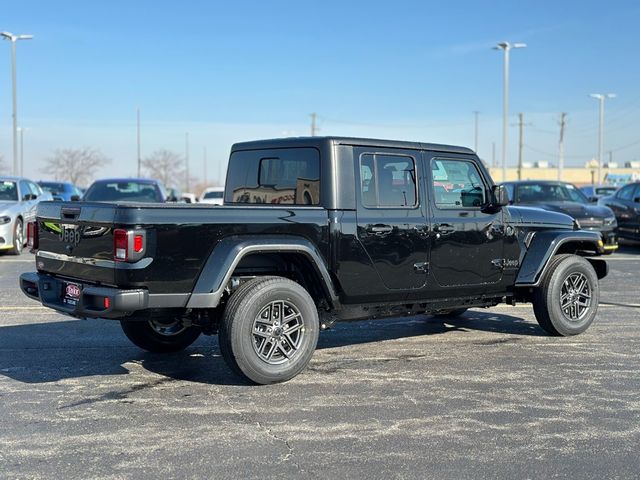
[226,148,320,205]
[360,153,417,208]
[431,159,486,209]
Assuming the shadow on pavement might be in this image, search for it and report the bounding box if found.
[0,309,545,386]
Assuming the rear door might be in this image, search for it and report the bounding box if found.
[354,148,430,292]
[425,154,505,290]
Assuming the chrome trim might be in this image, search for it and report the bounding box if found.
[36,250,153,269]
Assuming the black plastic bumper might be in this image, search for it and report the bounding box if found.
[20,272,149,319]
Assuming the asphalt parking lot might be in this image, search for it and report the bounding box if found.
[1,249,639,479]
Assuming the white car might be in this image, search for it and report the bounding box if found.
[0,176,52,255]
[199,187,224,205]
[181,193,198,204]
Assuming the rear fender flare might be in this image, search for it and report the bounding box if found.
[186,235,338,309]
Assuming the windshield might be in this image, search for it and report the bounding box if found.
[39,182,67,193]
[515,183,589,204]
[83,181,162,203]
[0,181,18,201]
[595,187,617,196]
[203,190,224,199]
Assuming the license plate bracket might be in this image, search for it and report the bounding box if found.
[62,282,82,307]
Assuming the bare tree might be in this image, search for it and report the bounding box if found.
[141,149,185,187]
[43,148,111,185]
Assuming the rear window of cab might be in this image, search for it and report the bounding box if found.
[225,148,320,206]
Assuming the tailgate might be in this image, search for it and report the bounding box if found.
[35,202,118,285]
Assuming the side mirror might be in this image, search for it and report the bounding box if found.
[634,197,640,204]
[22,193,37,201]
[492,185,510,207]
[588,196,599,203]
[70,195,80,201]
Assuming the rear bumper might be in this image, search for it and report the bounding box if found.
[19,272,188,319]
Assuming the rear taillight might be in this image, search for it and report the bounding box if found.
[113,228,146,262]
[27,221,39,250]
[113,229,128,261]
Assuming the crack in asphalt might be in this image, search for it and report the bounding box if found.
[224,398,309,477]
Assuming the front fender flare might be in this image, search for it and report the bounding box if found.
[515,230,604,286]
[186,235,338,309]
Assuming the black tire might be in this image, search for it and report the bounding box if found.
[219,276,319,385]
[433,308,468,318]
[9,218,23,255]
[120,318,201,353]
[532,254,599,336]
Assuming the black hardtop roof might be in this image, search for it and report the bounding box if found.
[231,136,474,155]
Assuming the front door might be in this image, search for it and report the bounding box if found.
[425,154,505,291]
[355,148,430,291]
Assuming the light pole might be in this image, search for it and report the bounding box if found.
[590,93,616,184]
[493,41,526,182]
[1,32,33,176]
[18,127,26,176]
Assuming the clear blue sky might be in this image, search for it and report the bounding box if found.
[2,0,640,184]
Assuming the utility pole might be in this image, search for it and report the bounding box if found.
[517,113,524,180]
[185,132,190,192]
[310,113,318,136]
[473,111,479,153]
[136,108,141,177]
[590,93,616,184]
[203,146,207,185]
[512,113,530,181]
[558,113,567,181]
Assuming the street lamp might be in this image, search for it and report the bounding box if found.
[1,31,34,177]
[590,93,616,184]
[493,41,526,182]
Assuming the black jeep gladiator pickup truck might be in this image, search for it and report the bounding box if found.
[20,137,608,384]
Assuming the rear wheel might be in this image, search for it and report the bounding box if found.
[120,318,201,353]
[9,218,23,255]
[532,254,599,336]
[219,276,319,385]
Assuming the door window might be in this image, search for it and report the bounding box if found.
[431,159,486,209]
[360,154,417,208]
[617,184,637,201]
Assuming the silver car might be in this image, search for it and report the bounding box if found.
[0,176,52,255]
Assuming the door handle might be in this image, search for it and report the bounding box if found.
[366,224,393,235]
[434,223,455,235]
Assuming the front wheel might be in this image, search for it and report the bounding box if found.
[120,318,201,353]
[218,276,319,385]
[532,254,599,336]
